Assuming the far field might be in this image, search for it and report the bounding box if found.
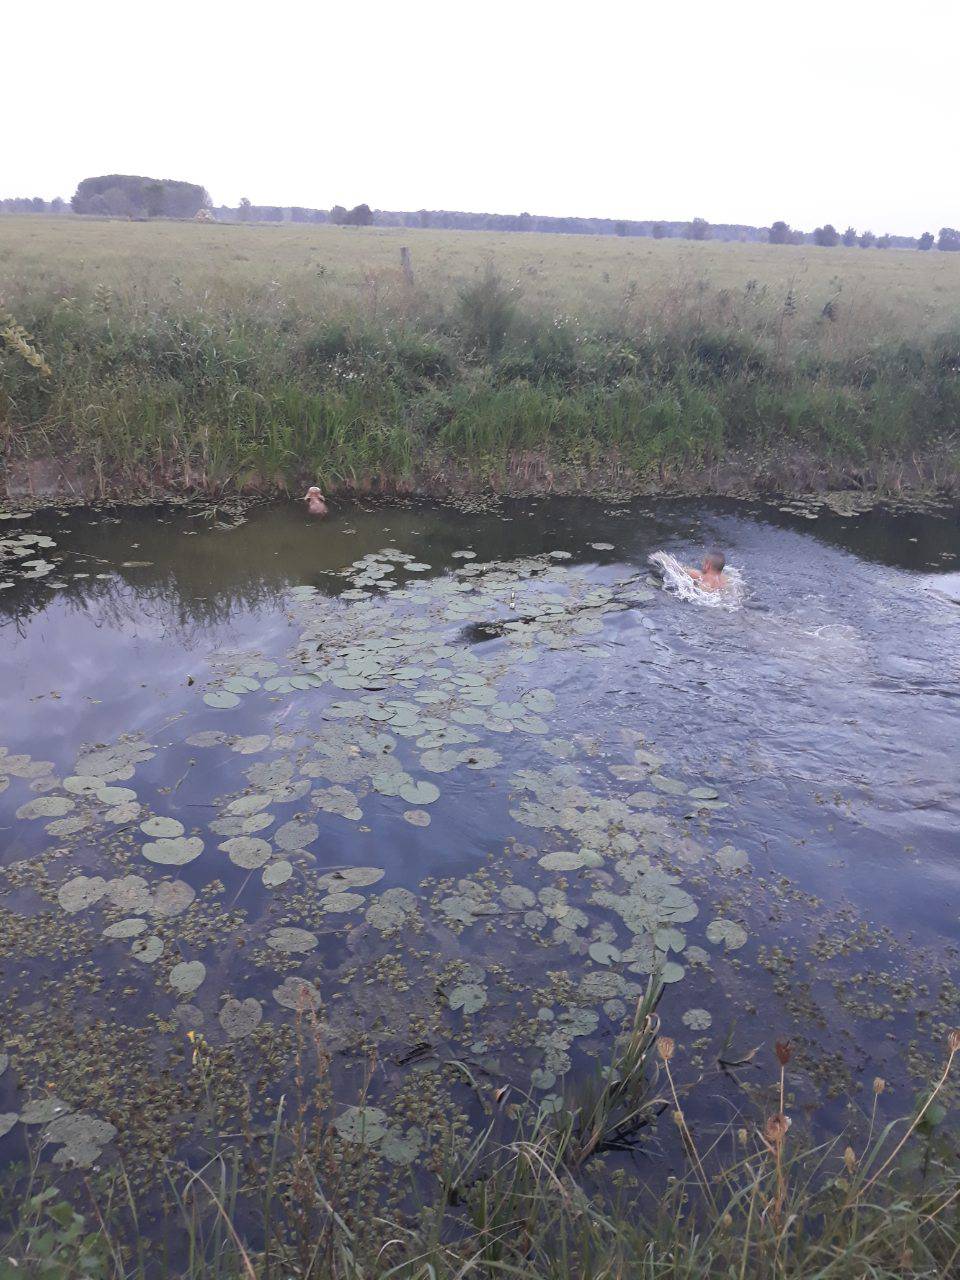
[2,216,960,495]
[6,217,960,340]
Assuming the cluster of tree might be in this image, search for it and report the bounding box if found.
[810,224,898,248]
[231,200,374,226]
[0,196,68,214]
[768,221,930,250]
[330,204,374,226]
[237,198,285,222]
[70,175,209,219]
[367,209,770,241]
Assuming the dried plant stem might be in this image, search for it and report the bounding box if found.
[662,1057,717,1215]
[854,1043,958,1204]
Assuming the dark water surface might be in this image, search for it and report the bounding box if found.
[1,495,958,1177]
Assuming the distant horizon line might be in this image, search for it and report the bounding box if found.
[1,182,950,243]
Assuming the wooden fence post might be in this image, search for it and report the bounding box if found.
[400,246,414,286]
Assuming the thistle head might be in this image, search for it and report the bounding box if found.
[763,1112,791,1144]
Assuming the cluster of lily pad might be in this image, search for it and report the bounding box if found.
[0,540,761,1172]
[0,512,60,590]
[0,1057,116,1168]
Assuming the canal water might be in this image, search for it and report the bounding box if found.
[1,494,957,1178]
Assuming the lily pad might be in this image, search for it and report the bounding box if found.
[273,975,322,1010]
[317,867,384,890]
[232,737,273,752]
[275,819,319,851]
[58,875,107,914]
[588,942,621,966]
[62,775,103,796]
[267,927,319,953]
[219,836,272,869]
[539,849,601,871]
[140,816,185,838]
[43,1113,117,1168]
[107,875,152,913]
[20,1097,71,1125]
[706,918,748,950]
[447,983,487,1014]
[170,961,206,994]
[103,918,148,939]
[131,935,164,964]
[332,1105,388,1145]
[262,860,293,887]
[186,731,228,748]
[96,786,137,805]
[219,997,263,1040]
[17,796,74,820]
[203,690,241,709]
[403,808,431,826]
[150,880,196,917]
[227,793,273,816]
[649,775,688,796]
[398,780,440,806]
[223,676,260,694]
[320,892,365,913]
[142,836,204,865]
[521,689,556,715]
[380,1125,423,1165]
[716,844,749,873]
[682,1008,713,1030]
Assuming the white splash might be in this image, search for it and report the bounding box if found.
[648,552,744,610]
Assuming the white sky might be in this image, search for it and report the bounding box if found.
[6,0,957,235]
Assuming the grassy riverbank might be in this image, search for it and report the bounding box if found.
[2,217,960,498]
[3,1011,960,1279]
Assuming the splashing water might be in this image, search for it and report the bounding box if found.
[648,552,744,610]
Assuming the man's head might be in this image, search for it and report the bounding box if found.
[702,551,726,574]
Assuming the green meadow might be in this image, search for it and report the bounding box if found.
[2,215,960,494]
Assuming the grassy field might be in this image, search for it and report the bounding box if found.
[2,216,960,495]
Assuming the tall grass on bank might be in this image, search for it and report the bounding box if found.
[2,218,960,494]
[2,991,960,1280]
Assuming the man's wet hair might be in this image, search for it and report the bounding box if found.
[704,551,726,573]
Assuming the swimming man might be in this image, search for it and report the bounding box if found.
[687,551,729,592]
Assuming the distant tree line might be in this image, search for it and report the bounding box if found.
[3,180,960,251]
[0,196,68,214]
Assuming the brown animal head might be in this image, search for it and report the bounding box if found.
[304,486,328,517]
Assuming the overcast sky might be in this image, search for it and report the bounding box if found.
[7,0,956,235]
